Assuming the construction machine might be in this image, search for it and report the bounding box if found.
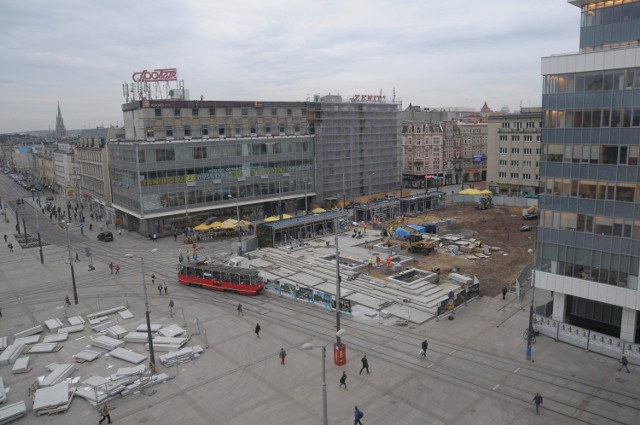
[522,204,538,220]
[475,194,492,210]
[407,234,436,255]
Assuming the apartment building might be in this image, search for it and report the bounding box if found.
[77,127,124,224]
[487,108,542,195]
[402,122,445,189]
[536,0,640,342]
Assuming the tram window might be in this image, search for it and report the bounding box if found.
[240,274,250,285]
[212,270,221,281]
[203,272,212,280]
[220,272,230,283]
[185,267,194,277]
[230,273,240,284]
[195,269,203,278]
[180,266,187,275]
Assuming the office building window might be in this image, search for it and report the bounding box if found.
[512,147,520,154]
[226,108,232,116]
[499,160,507,166]
[235,126,241,136]
[184,127,191,137]
[155,108,162,117]
[499,147,508,154]
[202,126,209,136]
[193,146,207,159]
[174,108,180,117]
[524,148,532,155]
[524,135,533,142]
[209,108,215,116]
[526,121,535,128]
[266,125,271,135]
[514,122,522,129]
[512,135,520,141]
[165,127,173,138]
[500,135,508,141]
[524,160,532,167]
[510,172,519,179]
[219,127,225,136]
[499,171,507,178]
[501,122,510,129]
[192,108,199,116]
[146,128,154,138]
[523,173,532,180]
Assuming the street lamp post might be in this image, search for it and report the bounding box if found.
[125,248,158,368]
[303,330,345,425]
[368,172,375,198]
[63,221,78,305]
[278,181,283,221]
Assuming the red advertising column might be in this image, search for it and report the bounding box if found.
[333,342,346,366]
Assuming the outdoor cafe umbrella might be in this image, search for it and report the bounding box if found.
[193,223,209,231]
[311,207,326,214]
[263,216,279,222]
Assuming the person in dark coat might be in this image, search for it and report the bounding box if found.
[533,393,543,415]
[255,323,261,338]
[359,355,369,374]
[421,340,428,358]
[502,285,508,300]
[339,371,347,389]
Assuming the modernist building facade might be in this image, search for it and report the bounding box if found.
[487,108,542,195]
[536,0,640,342]
[110,99,315,235]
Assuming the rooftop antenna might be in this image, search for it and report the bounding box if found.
[393,87,396,103]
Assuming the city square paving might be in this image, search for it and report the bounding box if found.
[0,205,638,424]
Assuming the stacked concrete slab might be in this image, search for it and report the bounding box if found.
[13,325,42,339]
[106,325,128,339]
[11,357,30,374]
[67,315,85,326]
[27,343,60,353]
[159,345,204,367]
[44,318,64,331]
[13,335,39,346]
[108,347,146,364]
[123,332,148,343]
[32,382,75,416]
[0,343,25,365]
[39,363,75,387]
[43,333,68,343]
[0,401,26,423]
[0,377,6,404]
[74,349,101,363]
[75,370,171,407]
[58,324,84,334]
[91,335,125,351]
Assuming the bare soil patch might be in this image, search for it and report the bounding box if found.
[371,204,536,297]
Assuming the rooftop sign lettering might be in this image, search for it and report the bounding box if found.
[132,68,177,82]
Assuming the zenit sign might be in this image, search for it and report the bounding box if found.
[131,68,177,82]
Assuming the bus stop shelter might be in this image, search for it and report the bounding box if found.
[257,210,348,248]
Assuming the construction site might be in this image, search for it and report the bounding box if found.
[372,203,537,297]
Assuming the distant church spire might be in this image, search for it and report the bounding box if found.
[55,101,66,138]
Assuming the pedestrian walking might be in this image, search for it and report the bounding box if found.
[8,243,13,253]
[109,262,114,274]
[532,393,543,415]
[618,355,630,373]
[151,274,156,285]
[65,295,71,307]
[339,371,347,389]
[359,355,369,374]
[75,252,80,262]
[279,348,287,365]
[98,401,112,424]
[174,231,177,241]
[114,264,120,274]
[502,284,508,300]
[153,233,158,243]
[421,340,428,358]
[0,307,3,317]
[168,299,175,317]
[354,406,364,425]
[3,234,6,243]
[376,255,381,268]
[237,303,243,316]
[157,284,162,295]
[255,323,261,338]
[163,282,168,295]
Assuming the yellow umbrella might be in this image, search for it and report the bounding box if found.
[479,190,492,195]
[459,188,482,195]
[264,216,279,222]
[193,223,209,231]
[207,221,222,229]
[220,218,238,229]
[238,220,252,227]
[281,214,293,219]
[312,207,326,214]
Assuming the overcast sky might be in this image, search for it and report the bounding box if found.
[0,0,579,133]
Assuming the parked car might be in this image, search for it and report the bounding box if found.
[97,231,114,242]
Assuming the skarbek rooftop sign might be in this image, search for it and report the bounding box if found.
[132,68,177,82]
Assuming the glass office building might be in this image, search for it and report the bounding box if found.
[537,0,640,342]
[110,100,315,235]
